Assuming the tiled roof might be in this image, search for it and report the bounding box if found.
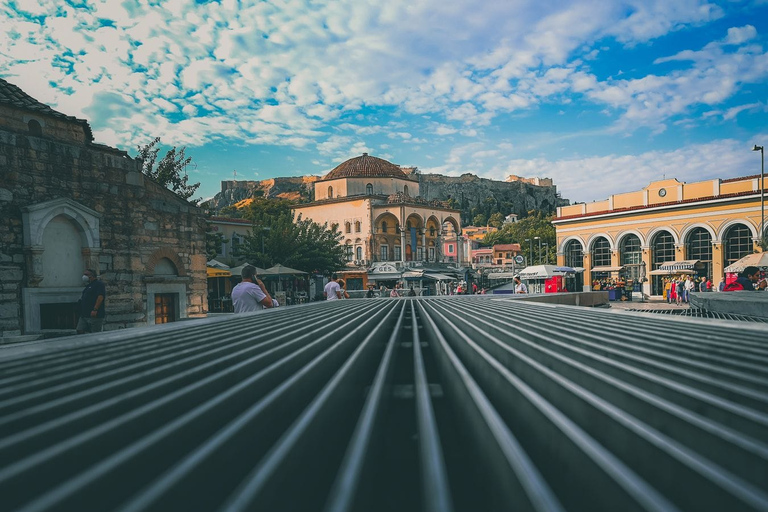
[322,153,413,181]
[0,77,93,142]
[494,244,521,251]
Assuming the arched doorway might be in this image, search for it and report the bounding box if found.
[564,240,583,268]
[590,236,612,282]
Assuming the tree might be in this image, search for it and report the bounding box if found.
[483,211,556,264]
[137,137,200,203]
[488,212,505,228]
[472,213,487,226]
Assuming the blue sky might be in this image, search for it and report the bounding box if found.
[2,0,767,203]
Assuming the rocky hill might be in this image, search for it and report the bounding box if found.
[207,173,568,223]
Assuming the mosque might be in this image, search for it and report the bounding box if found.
[292,154,462,270]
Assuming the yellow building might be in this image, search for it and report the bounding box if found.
[553,175,765,296]
[293,154,461,267]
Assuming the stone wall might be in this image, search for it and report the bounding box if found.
[0,104,207,336]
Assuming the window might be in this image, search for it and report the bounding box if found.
[380,245,389,260]
[28,119,42,136]
[448,245,454,254]
[686,228,712,279]
[328,186,333,198]
[345,244,353,262]
[591,237,611,268]
[417,247,423,260]
[651,231,675,296]
[404,185,409,196]
[429,247,435,260]
[345,222,351,234]
[356,246,363,260]
[429,227,436,237]
[394,246,402,260]
[355,221,361,232]
[724,224,752,266]
[564,240,583,268]
[381,221,388,233]
[620,234,642,280]
[366,183,373,195]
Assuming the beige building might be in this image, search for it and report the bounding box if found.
[553,175,765,296]
[293,154,461,267]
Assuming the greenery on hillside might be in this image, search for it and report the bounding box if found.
[483,211,557,265]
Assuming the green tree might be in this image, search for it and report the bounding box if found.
[488,212,505,228]
[483,211,556,265]
[137,137,200,203]
[472,213,487,226]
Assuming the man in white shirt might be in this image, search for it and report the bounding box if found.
[232,265,278,313]
[684,276,695,302]
[514,275,528,294]
[324,274,343,301]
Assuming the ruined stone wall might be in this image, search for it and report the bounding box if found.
[0,104,207,336]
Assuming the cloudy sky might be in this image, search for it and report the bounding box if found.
[2,0,767,203]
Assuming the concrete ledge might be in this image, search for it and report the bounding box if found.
[689,291,768,320]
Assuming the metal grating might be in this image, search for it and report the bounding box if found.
[1,297,767,512]
[626,308,768,323]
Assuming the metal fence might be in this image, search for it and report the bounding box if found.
[1,297,767,511]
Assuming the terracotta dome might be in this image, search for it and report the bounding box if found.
[323,153,408,180]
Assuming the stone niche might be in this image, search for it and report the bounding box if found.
[145,253,189,325]
[21,198,101,332]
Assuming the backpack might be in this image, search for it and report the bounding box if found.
[723,281,744,292]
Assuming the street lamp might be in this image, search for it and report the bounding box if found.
[542,242,549,264]
[754,144,765,249]
[524,238,533,266]
[535,236,541,264]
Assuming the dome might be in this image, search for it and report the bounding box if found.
[323,153,409,180]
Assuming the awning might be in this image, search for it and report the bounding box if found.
[488,272,517,280]
[367,273,403,280]
[422,273,456,281]
[206,259,230,270]
[648,268,695,276]
[207,267,232,278]
[657,260,700,271]
[590,266,624,273]
[724,252,768,273]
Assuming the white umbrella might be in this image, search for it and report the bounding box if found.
[724,252,768,273]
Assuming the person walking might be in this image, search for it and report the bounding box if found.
[232,265,278,312]
[77,268,106,334]
[684,276,695,303]
[324,274,343,301]
[514,275,528,294]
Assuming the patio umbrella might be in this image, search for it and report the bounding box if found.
[262,264,308,293]
[724,252,768,274]
[229,262,267,277]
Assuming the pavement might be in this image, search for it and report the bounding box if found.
[606,297,690,311]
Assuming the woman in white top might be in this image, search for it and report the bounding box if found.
[514,275,528,294]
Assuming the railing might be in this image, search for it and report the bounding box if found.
[0,297,766,511]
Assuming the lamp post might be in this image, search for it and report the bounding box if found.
[754,145,765,249]
[542,242,549,264]
[535,236,541,264]
[525,238,533,266]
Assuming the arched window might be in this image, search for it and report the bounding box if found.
[429,227,436,237]
[403,185,409,196]
[355,221,361,232]
[366,183,373,195]
[381,221,388,233]
[686,228,712,279]
[345,242,353,262]
[356,246,362,260]
[591,237,611,268]
[345,222,351,234]
[328,186,333,198]
[564,240,583,268]
[620,234,642,280]
[724,224,752,267]
[651,231,675,295]
[28,119,42,136]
